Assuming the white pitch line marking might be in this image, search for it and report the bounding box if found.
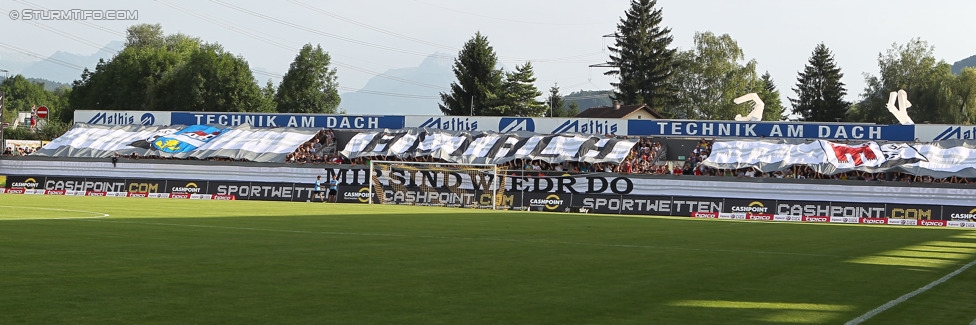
[0,205,110,219]
[845,258,976,325]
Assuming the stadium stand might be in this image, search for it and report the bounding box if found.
[7,122,976,185]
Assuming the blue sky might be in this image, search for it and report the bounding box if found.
[1,0,974,112]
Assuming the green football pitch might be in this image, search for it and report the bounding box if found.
[1,195,974,324]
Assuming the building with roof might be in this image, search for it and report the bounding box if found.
[574,101,664,120]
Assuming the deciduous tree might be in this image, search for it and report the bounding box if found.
[274,44,341,114]
[0,75,57,118]
[849,38,959,124]
[955,67,976,124]
[670,31,759,120]
[155,43,265,112]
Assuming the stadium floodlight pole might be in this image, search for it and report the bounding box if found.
[0,90,5,153]
[367,159,373,205]
[492,164,498,210]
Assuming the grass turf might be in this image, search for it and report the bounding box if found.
[1,195,974,324]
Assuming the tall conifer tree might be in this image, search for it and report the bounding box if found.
[757,72,785,121]
[495,62,545,116]
[439,32,504,116]
[790,43,849,122]
[546,84,566,117]
[605,0,676,108]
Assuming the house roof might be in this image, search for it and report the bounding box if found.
[574,103,665,119]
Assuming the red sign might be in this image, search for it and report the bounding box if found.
[36,106,49,119]
[861,218,887,225]
[802,216,830,223]
[691,212,719,219]
[919,220,947,227]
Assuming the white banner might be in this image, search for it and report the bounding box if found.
[340,128,636,165]
[704,140,928,175]
[906,143,976,173]
[40,124,182,157]
[34,123,318,163]
[706,141,825,166]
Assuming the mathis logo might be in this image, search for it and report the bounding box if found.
[498,118,535,132]
[140,113,156,126]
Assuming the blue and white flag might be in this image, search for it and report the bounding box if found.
[152,125,226,153]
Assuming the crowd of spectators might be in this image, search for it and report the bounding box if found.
[628,137,974,185]
[3,146,39,156]
[699,165,971,184]
[300,135,976,184]
[614,138,664,174]
[6,128,974,184]
[285,129,340,164]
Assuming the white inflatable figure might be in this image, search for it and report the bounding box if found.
[733,93,764,121]
[886,89,914,125]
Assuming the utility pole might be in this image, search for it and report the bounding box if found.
[1,68,7,153]
[470,96,474,117]
[589,34,619,69]
[0,90,5,153]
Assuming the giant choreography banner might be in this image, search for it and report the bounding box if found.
[33,123,319,163]
[340,128,637,165]
[702,139,976,178]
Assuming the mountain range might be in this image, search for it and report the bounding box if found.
[339,53,454,116]
[0,41,123,84]
[952,54,976,75]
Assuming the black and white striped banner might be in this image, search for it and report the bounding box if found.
[340,128,637,165]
